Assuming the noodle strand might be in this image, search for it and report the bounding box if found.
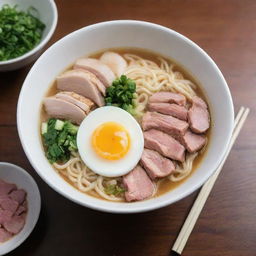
[53,53,205,202]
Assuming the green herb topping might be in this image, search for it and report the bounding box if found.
[0,4,45,61]
[42,118,78,163]
[104,184,125,196]
[105,75,137,115]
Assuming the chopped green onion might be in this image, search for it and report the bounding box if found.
[42,119,79,163]
[0,4,45,61]
[54,119,65,131]
[105,184,125,196]
[64,122,79,135]
[41,122,47,135]
[104,75,137,115]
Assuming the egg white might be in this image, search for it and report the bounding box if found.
[77,106,144,177]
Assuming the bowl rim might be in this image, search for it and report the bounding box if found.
[0,162,41,255]
[0,0,58,65]
[17,20,234,213]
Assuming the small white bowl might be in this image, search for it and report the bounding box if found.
[0,0,58,72]
[17,20,234,213]
[0,162,41,255]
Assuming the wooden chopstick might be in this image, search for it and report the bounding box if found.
[172,107,246,253]
[172,106,250,255]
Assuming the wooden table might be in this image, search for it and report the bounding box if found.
[1,0,255,255]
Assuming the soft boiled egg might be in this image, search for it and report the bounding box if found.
[77,106,144,177]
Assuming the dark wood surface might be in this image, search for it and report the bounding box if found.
[0,0,255,255]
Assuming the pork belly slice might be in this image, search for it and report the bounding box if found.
[0,180,17,196]
[123,165,154,202]
[55,91,94,113]
[57,69,104,106]
[148,103,188,121]
[142,111,188,137]
[149,91,186,106]
[188,96,210,133]
[43,97,86,125]
[180,130,206,153]
[140,149,175,179]
[144,129,185,162]
[3,215,26,234]
[0,228,12,243]
[100,52,127,77]
[74,58,115,87]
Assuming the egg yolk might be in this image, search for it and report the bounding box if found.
[92,122,130,160]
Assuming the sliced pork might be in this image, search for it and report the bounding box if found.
[0,196,19,214]
[57,69,104,106]
[188,96,210,133]
[15,205,26,216]
[142,111,188,137]
[149,91,186,106]
[180,130,206,153]
[123,165,154,202]
[144,129,185,162]
[100,52,127,77]
[44,97,86,125]
[3,215,25,234]
[0,228,12,243]
[9,189,26,205]
[74,58,115,87]
[148,103,188,121]
[0,209,12,225]
[81,70,106,95]
[0,180,16,196]
[55,91,94,114]
[140,149,175,179]
[0,179,27,240]
[61,70,105,96]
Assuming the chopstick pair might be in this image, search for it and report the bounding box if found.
[172,106,250,255]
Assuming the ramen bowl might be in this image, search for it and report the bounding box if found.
[17,20,234,213]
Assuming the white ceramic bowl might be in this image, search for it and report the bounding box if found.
[0,0,58,71]
[17,20,234,213]
[0,162,41,255]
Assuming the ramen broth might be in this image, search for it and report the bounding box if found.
[41,48,211,201]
